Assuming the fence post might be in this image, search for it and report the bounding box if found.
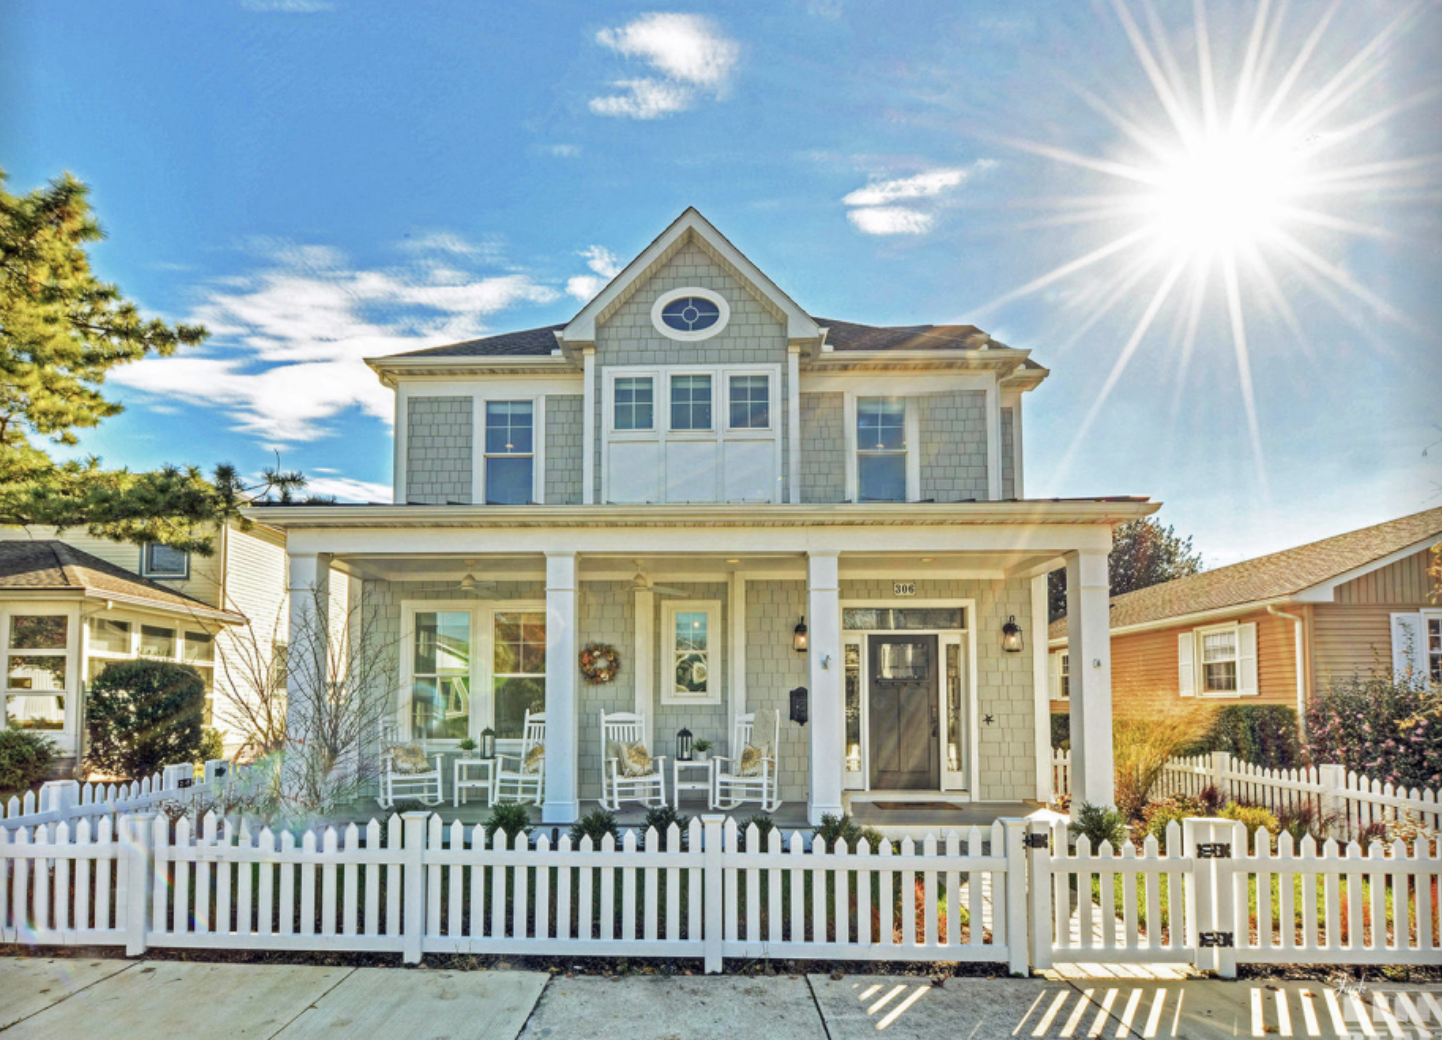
[1318,764,1346,835]
[1026,813,1059,972]
[1213,821,1239,980]
[702,814,724,974]
[999,819,1029,975]
[1185,817,1233,976]
[401,811,429,965]
[121,812,157,957]
[1209,751,1231,801]
[39,780,79,817]
[161,763,193,790]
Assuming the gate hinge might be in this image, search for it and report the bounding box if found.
[1024,833,1049,849]
[1198,931,1235,948]
[1196,842,1231,859]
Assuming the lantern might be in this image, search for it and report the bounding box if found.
[480,727,496,758]
[1001,616,1024,653]
[677,728,693,761]
[789,686,809,726]
[793,616,808,653]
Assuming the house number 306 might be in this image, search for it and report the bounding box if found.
[892,581,916,597]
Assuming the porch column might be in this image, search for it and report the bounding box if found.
[284,552,332,799]
[807,551,843,825]
[543,551,579,823]
[1065,550,1114,807]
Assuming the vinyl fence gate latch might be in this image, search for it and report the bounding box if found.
[1198,931,1235,948]
[1196,842,1231,859]
[1024,833,1049,849]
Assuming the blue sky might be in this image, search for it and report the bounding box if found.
[5,0,1439,565]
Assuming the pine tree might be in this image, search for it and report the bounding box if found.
[0,169,304,552]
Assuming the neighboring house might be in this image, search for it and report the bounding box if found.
[0,521,310,773]
[1047,505,1442,723]
[253,208,1156,823]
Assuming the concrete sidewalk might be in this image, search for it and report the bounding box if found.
[1,957,1437,1039]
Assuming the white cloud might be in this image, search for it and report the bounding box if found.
[843,160,996,235]
[565,245,624,301]
[304,475,393,503]
[846,207,934,235]
[540,143,582,158]
[111,240,560,443]
[590,13,739,119]
[241,0,333,11]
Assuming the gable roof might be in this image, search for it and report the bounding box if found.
[0,541,245,624]
[1049,505,1442,640]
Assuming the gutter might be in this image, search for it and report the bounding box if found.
[1267,604,1308,736]
[1048,595,1298,646]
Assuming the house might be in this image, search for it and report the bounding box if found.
[0,521,313,773]
[1046,505,1442,724]
[251,208,1157,824]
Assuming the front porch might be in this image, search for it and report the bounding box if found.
[274,504,1131,826]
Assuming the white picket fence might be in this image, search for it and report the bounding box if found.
[1051,749,1441,840]
[3,806,1437,976]
[0,760,248,833]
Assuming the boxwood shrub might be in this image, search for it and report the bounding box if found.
[86,659,206,779]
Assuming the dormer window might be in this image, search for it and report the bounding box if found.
[651,287,730,341]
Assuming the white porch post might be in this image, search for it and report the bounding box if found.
[1065,549,1114,807]
[543,551,580,823]
[284,551,332,800]
[1030,573,1053,803]
[807,551,843,825]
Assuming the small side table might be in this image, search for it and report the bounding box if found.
[454,758,496,807]
[673,758,714,805]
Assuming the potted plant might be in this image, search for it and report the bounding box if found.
[458,737,478,755]
[692,737,713,763]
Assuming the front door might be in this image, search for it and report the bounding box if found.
[868,634,939,790]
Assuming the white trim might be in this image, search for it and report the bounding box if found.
[394,382,409,503]
[1292,534,1442,602]
[581,348,595,505]
[984,377,1002,502]
[728,572,746,720]
[1010,396,1025,499]
[801,371,996,395]
[1192,620,1252,698]
[786,346,801,505]
[650,286,731,342]
[1030,573,1051,802]
[660,599,723,706]
[633,588,655,747]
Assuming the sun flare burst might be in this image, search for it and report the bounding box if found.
[976,0,1441,492]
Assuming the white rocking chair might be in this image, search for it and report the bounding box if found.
[377,720,444,809]
[600,711,667,811]
[711,709,782,812]
[492,710,546,805]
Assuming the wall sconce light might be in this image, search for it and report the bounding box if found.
[789,686,809,725]
[677,727,693,762]
[480,727,496,759]
[793,616,808,653]
[1001,616,1024,653]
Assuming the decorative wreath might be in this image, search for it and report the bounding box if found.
[579,641,622,684]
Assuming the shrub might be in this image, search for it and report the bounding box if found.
[1140,794,1204,846]
[484,802,534,844]
[1201,705,1302,769]
[739,812,776,850]
[86,659,206,779]
[1113,708,1212,820]
[1220,802,1280,850]
[1307,671,1441,790]
[643,804,691,836]
[196,727,225,765]
[812,813,883,853]
[1276,801,1335,845]
[570,808,620,847]
[1070,802,1128,850]
[1050,713,1070,750]
[1197,784,1225,814]
[0,728,56,792]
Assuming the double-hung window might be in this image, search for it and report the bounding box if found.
[662,601,721,705]
[6,615,68,730]
[1200,628,1239,693]
[670,375,712,431]
[484,401,534,504]
[857,397,907,502]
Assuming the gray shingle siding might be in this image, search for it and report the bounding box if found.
[545,394,584,505]
[593,240,790,503]
[917,390,989,503]
[1000,407,1016,499]
[744,580,809,806]
[799,392,846,503]
[406,396,473,504]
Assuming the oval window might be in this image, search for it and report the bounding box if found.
[659,295,721,333]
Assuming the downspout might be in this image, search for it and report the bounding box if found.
[1267,604,1307,738]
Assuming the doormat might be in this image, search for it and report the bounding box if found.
[870,801,967,811]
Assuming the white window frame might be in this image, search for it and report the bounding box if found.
[661,599,722,706]
[843,393,920,503]
[4,607,75,737]
[1425,611,1442,684]
[1195,622,1241,697]
[479,397,545,506]
[399,599,546,747]
[602,364,783,504]
[1050,650,1070,701]
[140,543,190,579]
[650,286,731,342]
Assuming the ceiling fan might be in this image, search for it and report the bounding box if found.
[455,560,500,598]
[626,559,687,597]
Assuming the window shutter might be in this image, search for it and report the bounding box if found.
[1178,632,1195,697]
[1391,612,1425,680]
[1237,622,1259,696]
[1049,651,1060,700]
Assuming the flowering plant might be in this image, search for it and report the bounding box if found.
[1306,670,1440,791]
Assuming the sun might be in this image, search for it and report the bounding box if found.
[1146,128,1301,259]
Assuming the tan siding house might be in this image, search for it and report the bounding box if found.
[1049,507,1442,723]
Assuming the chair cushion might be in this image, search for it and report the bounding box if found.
[738,743,768,777]
[391,744,432,775]
[620,741,653,777]
[523,744,545,774]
